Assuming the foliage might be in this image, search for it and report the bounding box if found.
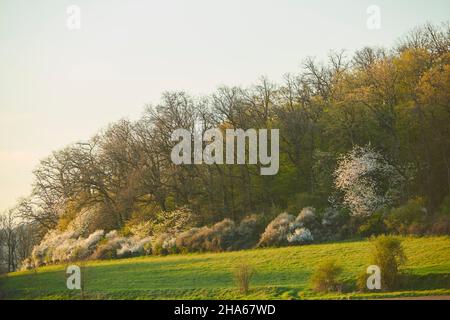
[258,210,315,247]
[2,236,449,300]
[3,22,450,272]
[370,235,407,290]
[385,198,427,235]
[310,260,343,293]
[334,145,403,216]
[234,263,255,294]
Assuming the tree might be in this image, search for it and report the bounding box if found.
[334,145,403,216]
[0,210,19,272]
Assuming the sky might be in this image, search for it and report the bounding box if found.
[0,0,449,212]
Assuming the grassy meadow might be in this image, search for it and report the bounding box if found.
[1,236,449,300]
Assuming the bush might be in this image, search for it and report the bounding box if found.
[295,207,322,240]
[173,216,262,253]
[310,260,343,293]
[258,213,294,247]
[31,229,105,265]
[370,235,406,290]
[287,228,313,244]
[230,215,264,250]
[258,210,315,247]
[385,198,427,235]
[175,219,236,252]
[123,206,195,240]
[116,236,152,258]
[430,215,450,235]
[357,211,387,237]
[90,230,125,260]
[150,207,195,236]
[234,263,255,294]
[320,207,351,241]
[151,233,176,255]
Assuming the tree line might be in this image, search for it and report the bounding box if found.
[1,22,449,272]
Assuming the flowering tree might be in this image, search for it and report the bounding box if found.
[334,145,402,216]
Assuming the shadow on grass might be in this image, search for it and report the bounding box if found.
[339,272,450,295]
[398,272,450,291]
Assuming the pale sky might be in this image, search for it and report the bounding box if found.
[0,0,449,212]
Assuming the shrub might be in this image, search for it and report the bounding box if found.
[151,207,195,235]
[370,235,406,290]
[116,236,152,258]
[287,228,313,243]
[234,263,255,294]
[171,215,262,253]
[230,215,263,250]
[31,229,105,265]
[357,211,387,237]
[175,219,236,252]
[90,230,126,260]
[334,145,403,216]
[430,215,450,235]
[122,206,194,241]
[320,207,351,241]
[310,260,343,293]
[258,210,315,247]
[385,198,427,235]
[258,213,294,247]
[356,270,370,292]
[151,233,176,255]
[295,207,317,226]
[295,207,322,240]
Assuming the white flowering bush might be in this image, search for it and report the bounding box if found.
[151,207,195,235]
[116,236,152,258]
[258,213,294,247]
[295,207,317,226]
[90,230,152,259]
[334,145,402,216]
[31,229,105,265]
[258,211,315,247]
[287,227,313,243]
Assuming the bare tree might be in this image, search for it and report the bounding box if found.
[0,210,19,272]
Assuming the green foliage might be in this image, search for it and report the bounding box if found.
[439,194,450,215]
[358,211,387,237]
[310,260,343,293]
[287,193,325,214]
[370,235,407,290]
[20,23,449,248]
[385,198,427,235]
[234,263,255,294]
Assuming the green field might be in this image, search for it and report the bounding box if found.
[1,236,449,300]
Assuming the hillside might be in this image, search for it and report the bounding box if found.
[1,236,449,300]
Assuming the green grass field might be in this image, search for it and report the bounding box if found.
[1,236,449,300]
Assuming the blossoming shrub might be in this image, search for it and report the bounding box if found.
[257,213,295,247]
[258,210,315,247]
[91,230,152,259]
[170,215,262,254]
[334,145,403,216]
[31,229,105,266]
